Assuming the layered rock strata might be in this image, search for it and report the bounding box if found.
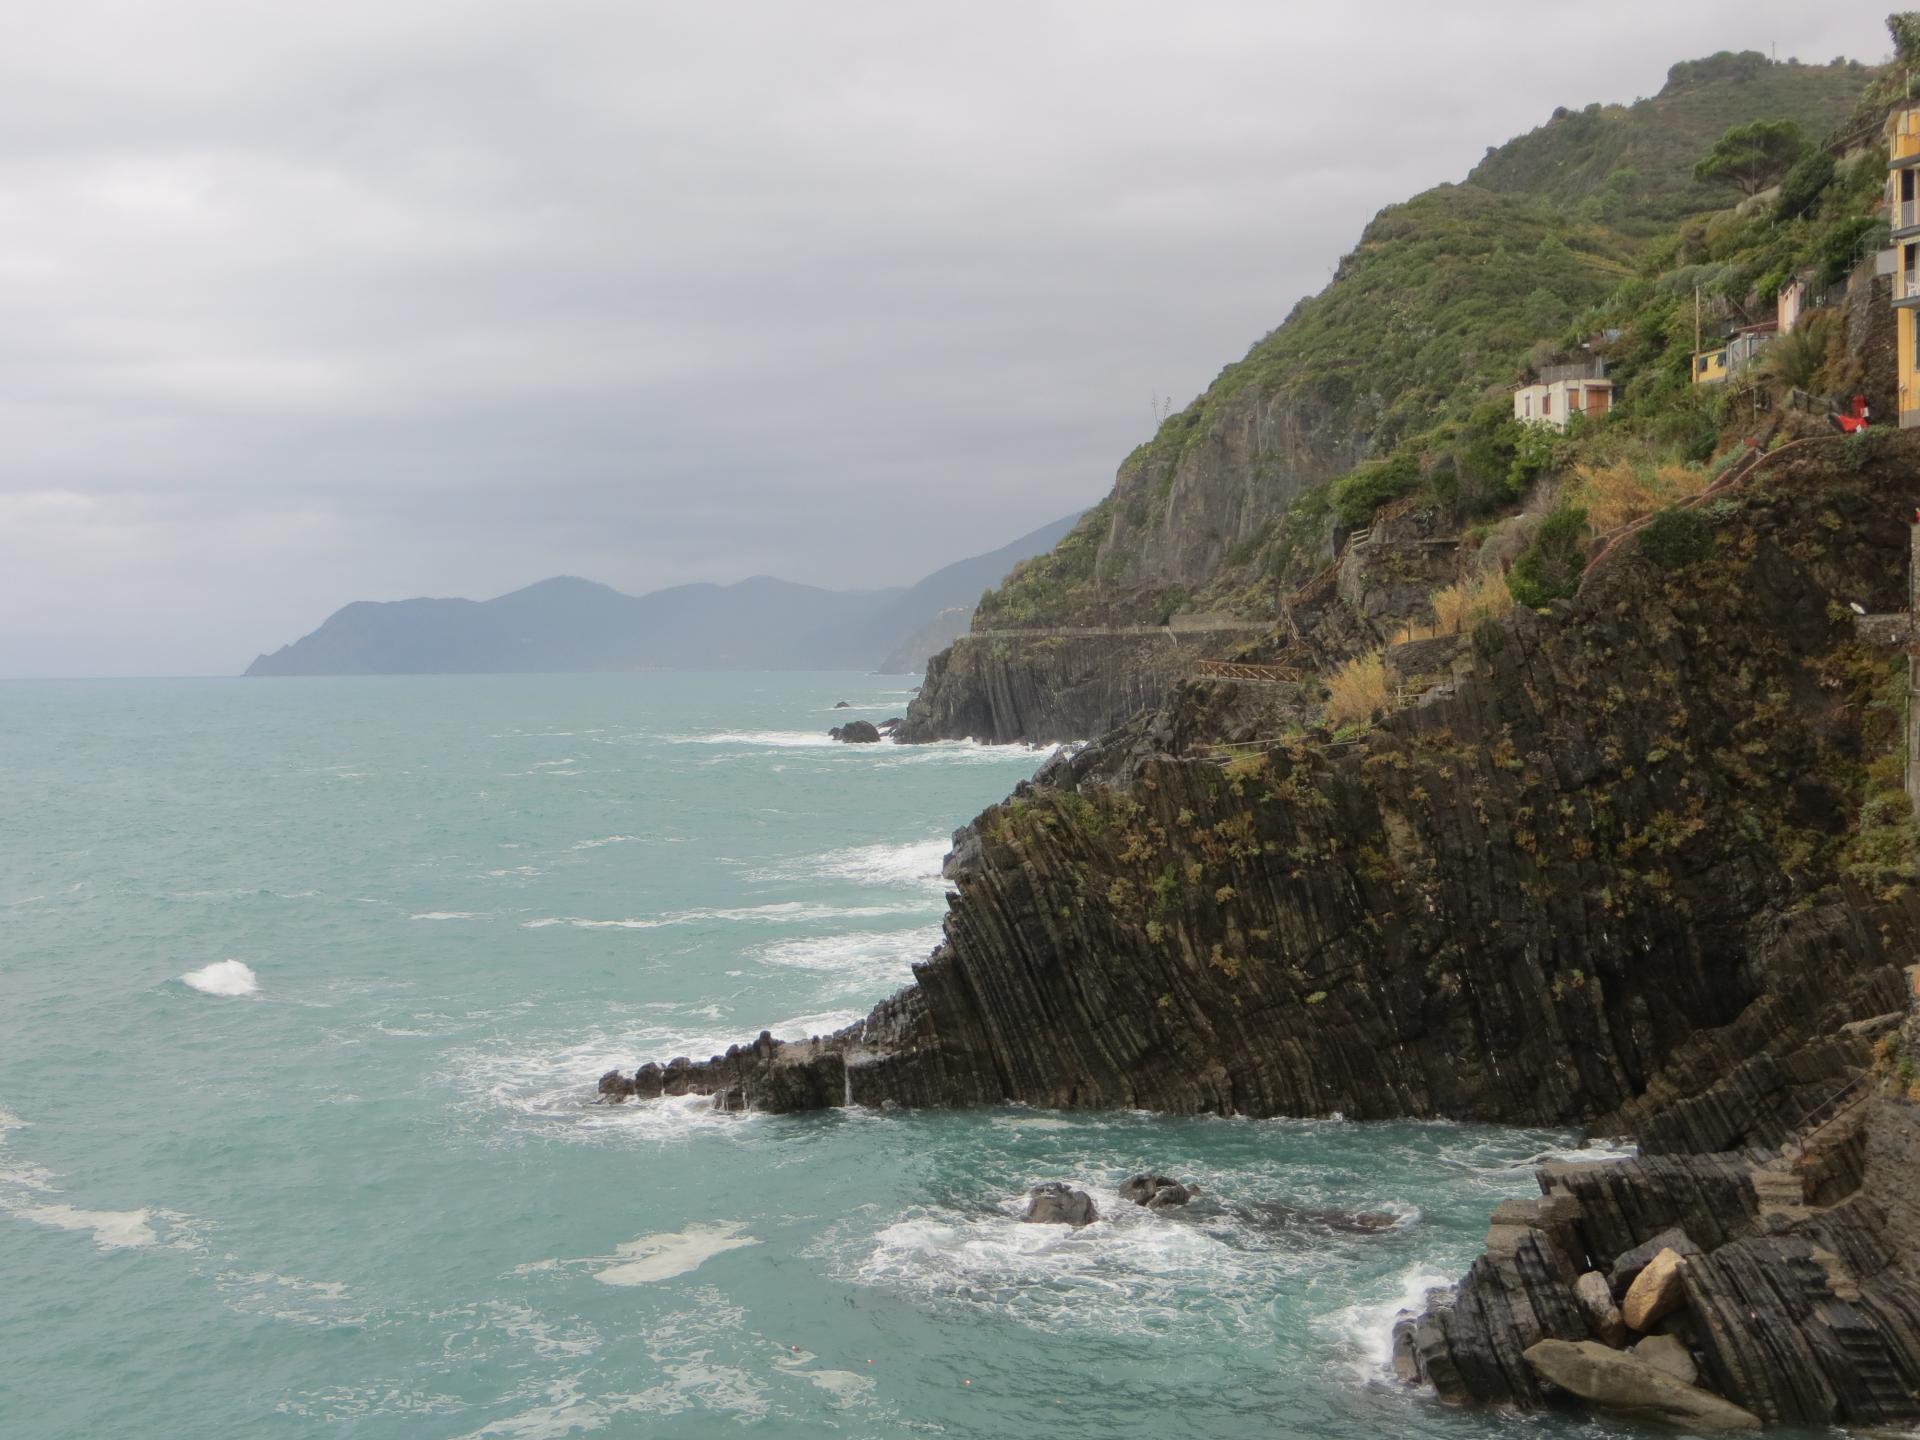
[600,442,1920,1138]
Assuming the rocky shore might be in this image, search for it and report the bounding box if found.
[594,434,1920,1428]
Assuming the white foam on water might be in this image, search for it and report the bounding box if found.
[411,911,485,921]
[180,958,259,996]
[757,837,951,891]
[677,730,840,749]
[16,1203,159,1249]
[753,926,942,982]
[521,900,922,931]
[570,835,635,850]
[1320,1262,1457,1384]
[592,1221,760,1285]
[767,1009,864,1041]
[858,1203,1239,1338]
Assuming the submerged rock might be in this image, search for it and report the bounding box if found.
[1522,1339,1760,1431]
[1119,1174,1193,1209]
[1022,1182,1099,1227]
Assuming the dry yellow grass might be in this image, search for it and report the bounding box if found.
[1389,570,1513,644]
[1430,570,1512,635]
[1572,460,1712,532]
[1324,650,1388,727]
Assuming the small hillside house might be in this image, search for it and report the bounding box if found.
[1513,362,1612,431]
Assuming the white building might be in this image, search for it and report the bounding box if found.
[1513,369,1614,431]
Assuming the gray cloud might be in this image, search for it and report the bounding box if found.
[0,0,1892,675]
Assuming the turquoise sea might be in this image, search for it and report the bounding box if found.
[1,674,1620,1439]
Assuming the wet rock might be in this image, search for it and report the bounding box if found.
[1022,1182,1099,1227]
[828,720,882,743]
[631,1063,665,1098]
[1119,1174,1192,1208]
[832,700,851,708]
[1573,1270,1627,1348]
[1621,1248,1688,1332]
[1522,1339,1760,1431]
[1632,1333,1698,1387]
[597,1068,634,1102]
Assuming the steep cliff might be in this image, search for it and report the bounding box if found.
[604,435,1920,1137]
[899,54,1871,744]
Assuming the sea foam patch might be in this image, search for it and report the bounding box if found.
[180,959,259,996]
[593,1221,760,1285]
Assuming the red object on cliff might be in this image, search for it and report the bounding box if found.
[1833,396,1870,434]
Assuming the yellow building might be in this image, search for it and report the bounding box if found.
[1692,348,1730,384]
[1890,101,1920,426]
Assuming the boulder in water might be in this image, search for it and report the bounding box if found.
[832,700,851,708]
[829,721,882,743]
[1119,1174,1193,1209]
[1022,1182,1099,1226]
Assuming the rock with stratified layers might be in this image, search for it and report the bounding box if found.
[1522,1339,1759,1431]
[1622,1249,1687,1332]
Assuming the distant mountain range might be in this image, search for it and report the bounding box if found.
[243,512,1080,676]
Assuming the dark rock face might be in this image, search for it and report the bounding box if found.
[828,720,882,744]
[896,633,1183,746]
[1022,1182,1099,1226]
[596,447,1920,1140]
[1395,1091,1920,1428]
[1119,1174,1192,1209]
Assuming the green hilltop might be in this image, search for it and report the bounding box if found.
[973,47,1880,632]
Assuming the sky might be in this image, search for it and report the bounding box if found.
[0,1,1896,676]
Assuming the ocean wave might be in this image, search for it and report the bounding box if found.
[675,730,842,749]
[1318,1262,1457,1384]
[569,835,635,850]
[750,837,950,890]
[180,958,260,997]
[753,926,942,981]
[411,911,486,922]
[521,901,923,932]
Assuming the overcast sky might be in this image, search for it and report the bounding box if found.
[0,1,1895,676]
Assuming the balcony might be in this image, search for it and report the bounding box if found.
[1899,271,1920,306]
[1897,199,1920,235]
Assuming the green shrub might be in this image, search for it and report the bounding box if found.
[1776,150,1836,221]
[1639,507,1709,569]
[1332,452,1421,527]
[1508,505,1588,606]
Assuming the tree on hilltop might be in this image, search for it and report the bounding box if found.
[1693,120,1808,197]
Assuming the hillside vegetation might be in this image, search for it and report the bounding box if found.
[970,49,1876,635]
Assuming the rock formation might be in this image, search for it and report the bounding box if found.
[1021,1182,1099,1226]
[593,436,1920,1425]
[603,442,1920,1142]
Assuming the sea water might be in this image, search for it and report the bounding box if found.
[0,674,1628,1439]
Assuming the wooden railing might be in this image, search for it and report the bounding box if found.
[1190,658,1306,684]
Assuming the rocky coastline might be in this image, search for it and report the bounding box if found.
[596,434,1920,1428]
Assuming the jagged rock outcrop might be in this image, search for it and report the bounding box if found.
[1395,1084,1920,1428]
[895,633,1187,746]
[598,439,1920,1141]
